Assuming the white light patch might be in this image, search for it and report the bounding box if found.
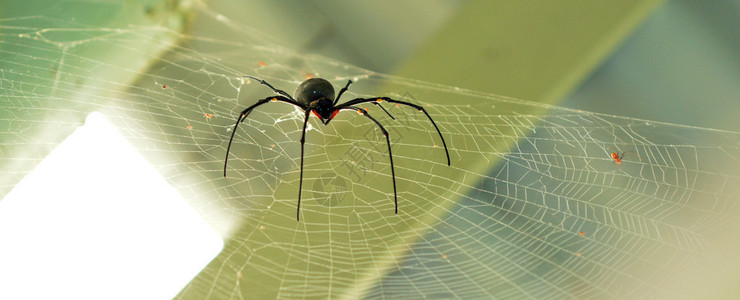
[0,112,223,299]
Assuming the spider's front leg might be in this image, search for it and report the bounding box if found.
[333,80,353,106]
[341,106,398,214]
[243,76,295,101]
[296,109,312,221]
[337,97,450,166]
[224,96,306,177]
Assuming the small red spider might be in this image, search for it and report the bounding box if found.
[611,152,625,165]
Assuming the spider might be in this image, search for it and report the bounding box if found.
[607,148,635,166]
[611,151,625,165]
[224,76,451,221]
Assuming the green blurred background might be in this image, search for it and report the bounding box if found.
[231,0,739,131]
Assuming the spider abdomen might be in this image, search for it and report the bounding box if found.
[294,78,335,106]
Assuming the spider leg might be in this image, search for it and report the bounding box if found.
[337,97,450,166]
[342,106,398,214]
[373,102,395,120]
[331,81,394,119]
[243,76,296,101]
[224,96,306,177]
[333,80,353,106]
[297,109,312,221]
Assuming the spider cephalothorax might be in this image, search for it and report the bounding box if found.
[225,76,450,220]
[296,78,338,123]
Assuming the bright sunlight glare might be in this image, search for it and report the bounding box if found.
[0,112,223,299]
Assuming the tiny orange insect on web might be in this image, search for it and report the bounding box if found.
[611,152,625,165]
[607,148,638,165]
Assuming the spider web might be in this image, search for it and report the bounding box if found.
[2,1,740,299]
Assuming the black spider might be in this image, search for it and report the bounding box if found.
[224,76,450,220]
